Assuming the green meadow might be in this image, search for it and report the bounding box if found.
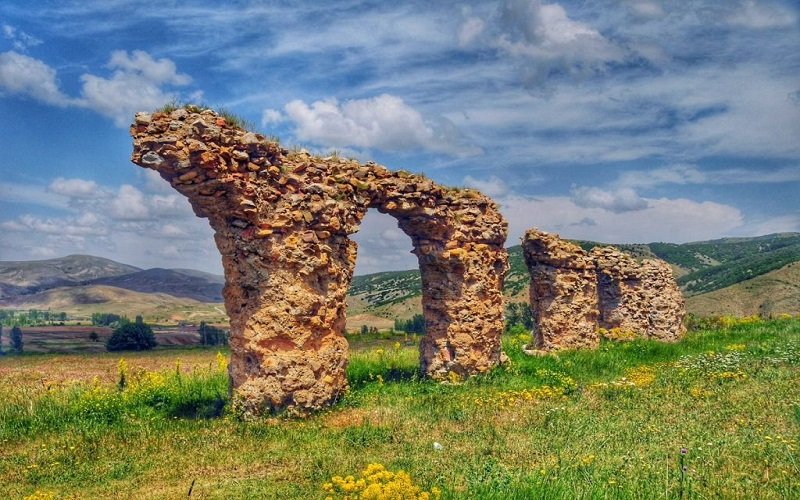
[1,317,798,498]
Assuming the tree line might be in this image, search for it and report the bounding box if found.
[0,309,68,327]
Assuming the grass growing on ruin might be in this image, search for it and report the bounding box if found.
[1,317,798,498]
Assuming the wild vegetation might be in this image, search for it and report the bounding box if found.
[1,316,797,498]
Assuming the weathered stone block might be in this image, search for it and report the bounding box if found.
[522,228,599,351]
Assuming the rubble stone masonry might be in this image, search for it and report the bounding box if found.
[130,108,508,415]
[523,229,685,352]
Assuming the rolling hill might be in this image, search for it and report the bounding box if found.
[347,233,800,318]
[0,255,140,298]
[685,262,800,317]
[0,256,225,303]
[87,268,224,302]
[2,233,799,320]
[0,284,226,324]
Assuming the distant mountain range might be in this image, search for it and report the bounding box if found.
[0,255,224,303]
[1,232,799,319]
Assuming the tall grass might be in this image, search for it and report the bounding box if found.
[1,317,798,498]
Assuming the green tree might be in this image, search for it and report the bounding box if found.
[199,321,208,345]
[89,331,100,342]
[106,317,157,352]
[198,322,228,346]
[504,302,533,332]
[0,324,3,354]
[10,325,23,353]
[360,324,369,335]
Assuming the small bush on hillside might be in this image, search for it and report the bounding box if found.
[106,316,157,352]
[10,325,23,353]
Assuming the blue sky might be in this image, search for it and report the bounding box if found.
[0,0,798,275]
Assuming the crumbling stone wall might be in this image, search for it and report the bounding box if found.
[592,247,685,342]
[522,229,685,352]
[521,228,599,351]
[130,108,508,415]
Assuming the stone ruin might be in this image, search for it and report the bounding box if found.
[521,228,599,351]
[522,228,685,352]
[130,108,508,416]
[592,246,685,342]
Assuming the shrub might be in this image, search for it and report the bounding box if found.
[106,316,157,352]
[10,325,23,353]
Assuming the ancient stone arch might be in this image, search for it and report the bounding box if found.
[130,108,508,416]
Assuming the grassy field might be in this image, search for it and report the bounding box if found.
[0,318,798,498]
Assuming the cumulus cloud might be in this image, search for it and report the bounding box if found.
[2,24,42,51]
[0,51,71,105]
[570,186,649,213]
[109,185,150,220]
[0,49,194,127]
[499,194,744,245]
[1,213,106,237]
[463,175,509,198]
[0,176,220,273]
[494,0,624,86]
[261,108,284,126]
[284,94,478,156]
[47,177,99,198]
[78,50,192,126]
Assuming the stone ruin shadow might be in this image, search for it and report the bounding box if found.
[131,108,509,416]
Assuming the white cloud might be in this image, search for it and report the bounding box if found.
[463,175,509,198]
[0,49,194,127]
[746,214,800,235]
[284,94,478,156]
[1,213,106,237]
[727,0,797,29]
[78,50,191,126]
[149,194,193,218]
[47,177,99,198]
[0,51,71,105]
[0,182,70,210]
[351,210,417,275]
[570,186,649,213]
[109,185,150,220]
[499,194,744,245]
[618,164,800,188]
[141,169,174,194]
[458,17,486,46]
[261,108,284,126]
[159,224,190,238]
[107,50,190,86]
[494,0,624,86]
[625,0,665,19]
[2,24,42,51]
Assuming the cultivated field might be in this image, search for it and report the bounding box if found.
[0,318,798,498]
[0,326,204,354]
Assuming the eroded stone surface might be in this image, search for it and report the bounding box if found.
[130,109,508,415]
[522,228,685,352]
[592,247,685,342]
[522,228,599,351]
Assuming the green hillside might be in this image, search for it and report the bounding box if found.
[346,233,800,314]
